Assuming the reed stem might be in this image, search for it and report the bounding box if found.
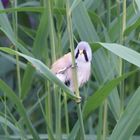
[103,100,108,140]
[97,105,103,140]
[11,0,21,98]
[66,0,80,103]
[120,0,126,112]
[66,0,85,139]
[102,1,110,139]
[45,0,57,139]
[48,0,56,62]
[64,93,70,135]
[107,0,111,30]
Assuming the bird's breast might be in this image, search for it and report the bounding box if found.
[77,62,91,87]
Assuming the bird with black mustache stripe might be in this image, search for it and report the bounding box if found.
[51,41,92,91]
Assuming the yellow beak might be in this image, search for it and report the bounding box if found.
[79,49,83,55]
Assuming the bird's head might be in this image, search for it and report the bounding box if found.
[75,41,92,63]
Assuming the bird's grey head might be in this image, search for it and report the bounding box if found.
[75,41,92,63]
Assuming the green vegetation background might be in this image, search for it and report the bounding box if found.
[0,0,140,140]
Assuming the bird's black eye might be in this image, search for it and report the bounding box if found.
[83,49,89,62]
[75,49,79,59]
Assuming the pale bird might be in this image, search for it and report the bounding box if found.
[51,41,92,91]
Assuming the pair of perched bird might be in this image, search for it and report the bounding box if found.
[51,41,92,91]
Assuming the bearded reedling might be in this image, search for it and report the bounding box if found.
[51,41,92,91]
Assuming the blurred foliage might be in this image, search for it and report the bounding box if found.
[0,0,140,140]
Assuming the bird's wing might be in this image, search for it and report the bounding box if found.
[51,52,72,74]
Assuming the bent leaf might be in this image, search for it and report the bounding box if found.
[0,47,77,100]
[98,42,140,67]
[110,87,140,140]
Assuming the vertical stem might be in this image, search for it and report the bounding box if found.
[11,0,21,98]
[66,0,80,103]
[120,0,126,112]
[107,0,111,30]
[122,0,126,38]
[38,93,55,140]
[103,100,108,140]
[117,0,122,117]
[4,96,8,136]
[48,0,56,62]
[55,90,62,140]
[97,105,103,140]
[47,1,62,139]
[77,104,85,140]
[117,0,121,43]
[102,1,110,139]
[64,93,70,135]
[44,0,54,139]
[66,0,85,139]
[45,81,53,139]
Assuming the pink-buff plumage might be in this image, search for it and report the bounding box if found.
[51,41,92,91]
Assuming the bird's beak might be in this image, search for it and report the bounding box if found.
[79,49,83,55]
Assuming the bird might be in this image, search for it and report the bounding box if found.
[51,41,92,91]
